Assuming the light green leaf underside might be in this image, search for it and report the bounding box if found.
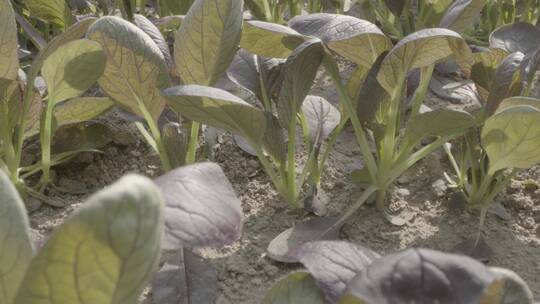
[482,104,540,172]
[240,21,307,59]
[54,97,115,126]
[377,28,472,94]
[0,0,19,81]
[402,109,476,152]
[42,39,106,104]
[496,96,540,113]
[25,0,72,29]
[14,175,164,304]
[262,272,326,304]
[174,0,243,85]
[440,0,488,33]
[0,171,34,304]
[87,16,170,121]
[164,84,268,145]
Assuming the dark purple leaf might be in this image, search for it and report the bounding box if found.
[134,14,173,70]
[485,52,524,116]
[154,162,243,250]
[490,22,540,56]
[152,250,218,304]
[439,0,487,33]
[342,248,498,304]
[295,241,380,302]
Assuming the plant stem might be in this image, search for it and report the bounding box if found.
[0,98,17,182]
[375,188,387,211]
[39,97,55,188]
[185,122,199,164]
[286,118,297,207]
[139,107,172,171]
[323,56,379,181]
[410,65,435,116]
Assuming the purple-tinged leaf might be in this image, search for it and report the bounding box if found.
[277,39,324,129]
[439,0,487,33]
[485,52,524,116]
[490,22,540,56]
[154,162,243,250]
[341,248,498,304]
[301,95,340,142]
[267,217,343,263]
[152,250,218,304]
[295,241,380,303]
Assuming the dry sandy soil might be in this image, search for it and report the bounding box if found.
[27,71,540,303]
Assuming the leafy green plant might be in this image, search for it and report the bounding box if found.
[1,0,116,200]
[87,0,242,171]
[262,240,535,303]
[163,38,341,208]
[441,23,540,243]
[0,169,164,304]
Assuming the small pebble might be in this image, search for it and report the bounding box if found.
[396,188,411,198]
[431,179,447,197]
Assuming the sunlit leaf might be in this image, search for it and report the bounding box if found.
[164,84,267,145]
[174,0,243,85]
[0,171,34,304]
[401,109,476,152]
[240,21,306,59]
[14,174,164,304]
[0,0,19,81]
[42,39,106,104]
[87,16,171,121]
[377,28,472,94]
[25,0,73,29]
[289,13,391,67]
[482,103,540,172]
[54,97,115,126]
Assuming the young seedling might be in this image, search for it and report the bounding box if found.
[262,240,534,303]
[87,0,243,171]
[444,36,540,244]
[0,169,164,304]
[1,0,115,201]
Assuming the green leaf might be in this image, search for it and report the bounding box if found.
[485,52,524,117]
[54,97,115,126]
[439,0,487,33]
[277,40,324,128]
[87,16,171,121]
[13,174,164,304]
[482,103,540,172]
[240,21,307,59]
[496,96,540,113]
[288,13,391,68]
[52,122,113,154]
[262,272,326,304]
[470,48,509,101]
[401,109,476,152]
[159,0,194,14]
[134,14,173,70]
[163,85,267,145]
[174,0,243,85]
[301,95,340,142]
[25,0,73,29]
[42,39,106,104]
[0,0,19,81]
[0,171,34,304]
[377,28,472,94]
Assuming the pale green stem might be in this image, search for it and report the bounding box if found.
[185,122,200,164]
[410,65,435,116]
[39,96,55,188]
[323,56,378,181]
[286,117,297,206]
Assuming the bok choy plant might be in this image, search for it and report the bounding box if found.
[1,0,115,201]
[262,240,535,304]
[86,0,243,171]
[442,26,540,241]
[240,13,478,222]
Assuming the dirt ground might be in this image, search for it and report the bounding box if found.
[28,76,540,303]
